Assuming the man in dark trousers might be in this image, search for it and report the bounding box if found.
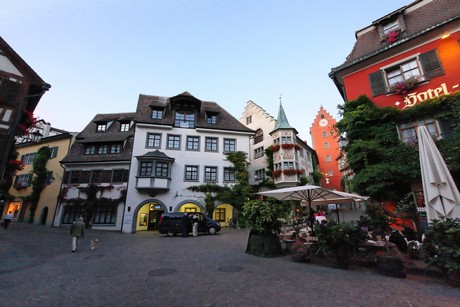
[70,217,85,252]
[181,213,189,237]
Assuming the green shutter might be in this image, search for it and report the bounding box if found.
[368,71,386,96]
[420,49,444,79]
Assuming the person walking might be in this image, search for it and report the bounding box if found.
[181,213,189,237]
[192,214,199,237]
[70,217,85,252]
[3,212,13,229]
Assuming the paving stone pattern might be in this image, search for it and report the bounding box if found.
[1,223,460,306]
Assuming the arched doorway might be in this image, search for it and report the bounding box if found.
[136,202,165,231]
[214,203,234,226]
[177,201,205,213]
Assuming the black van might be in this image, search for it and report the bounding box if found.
[158,212,221,236]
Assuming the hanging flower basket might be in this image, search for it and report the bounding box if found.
[390,76,420,96]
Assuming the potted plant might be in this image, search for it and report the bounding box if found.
[315,221,367,269]
[421,218,460,287]
[386,29,400,43]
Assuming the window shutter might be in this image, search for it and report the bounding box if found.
[368,71,386,96]
[420,49,444,79]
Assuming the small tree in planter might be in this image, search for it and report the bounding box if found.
[421,218,460,286]
[315,221,367,269]
[243,199,286,257]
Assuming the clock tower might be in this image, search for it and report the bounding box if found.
[310,106,342,191]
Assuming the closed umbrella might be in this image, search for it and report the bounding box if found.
[417,125,460,220]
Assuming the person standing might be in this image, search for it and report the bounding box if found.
[192,214,199,237]
[181,213,189,237]
[70,217,85,252]
[3,212,13,229]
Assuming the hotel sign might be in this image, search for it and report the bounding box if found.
[395,82,459,109]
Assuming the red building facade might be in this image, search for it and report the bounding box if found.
[310,107,342,191]
[330,0,459,109]
[329,0,460,226]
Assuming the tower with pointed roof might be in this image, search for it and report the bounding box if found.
[240,99,316,189]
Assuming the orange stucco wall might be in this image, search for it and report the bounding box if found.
[310,107,342,191]
[343,31,460,108]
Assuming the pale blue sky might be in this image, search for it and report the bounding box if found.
[1,0,409,145]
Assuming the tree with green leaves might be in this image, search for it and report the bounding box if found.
[222,151,252,210]
[243,198,287,257]
[336,92,460,232]
[29,146,51,223]
[187,183,230,216]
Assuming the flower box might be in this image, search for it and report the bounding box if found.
[272,170,282,178]
[281,143,295,150]
[268,145,280,152]
[390,76,419,96]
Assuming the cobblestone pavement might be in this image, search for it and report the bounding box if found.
[1,223,460,306]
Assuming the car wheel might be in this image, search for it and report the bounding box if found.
[167,231,175,237]
[208,227,217,235]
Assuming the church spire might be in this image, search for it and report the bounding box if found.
[273,97,294,130]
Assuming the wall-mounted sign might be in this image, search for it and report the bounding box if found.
[395,82,459,109]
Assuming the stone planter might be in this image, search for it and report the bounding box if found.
[246,231,282,258]
[291,244,312,263]
[376,255,406,278]
[446,269,460,287]
[326,254,350,269]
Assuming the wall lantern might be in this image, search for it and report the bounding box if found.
[338,136,348,149]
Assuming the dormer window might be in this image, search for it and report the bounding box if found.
[175,111,195,128]
[383,19,400,34]
[96,123,107,132]
[206,112,218,124]
[152,108,164,120]
[120,122,130,132]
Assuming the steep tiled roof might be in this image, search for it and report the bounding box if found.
[272,103,295,131]
[61,112,135,164]
[136,92,254,133]
[333,0,460,71]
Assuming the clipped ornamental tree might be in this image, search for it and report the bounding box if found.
[243,199,286,257]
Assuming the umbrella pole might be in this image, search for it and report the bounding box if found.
[439,195,447,217]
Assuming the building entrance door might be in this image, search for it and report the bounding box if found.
[148,210,163,231]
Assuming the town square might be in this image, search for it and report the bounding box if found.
[1,0,460,305]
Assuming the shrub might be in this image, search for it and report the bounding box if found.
[421,218,460,274]
[315,221,367,257]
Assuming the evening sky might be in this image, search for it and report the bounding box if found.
[1,0,410,145]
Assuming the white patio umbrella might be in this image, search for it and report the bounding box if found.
[331,190,369,202]
[256,185,356,211]
[417,125,460,220]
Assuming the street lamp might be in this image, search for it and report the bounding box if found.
[338,136,348,149]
